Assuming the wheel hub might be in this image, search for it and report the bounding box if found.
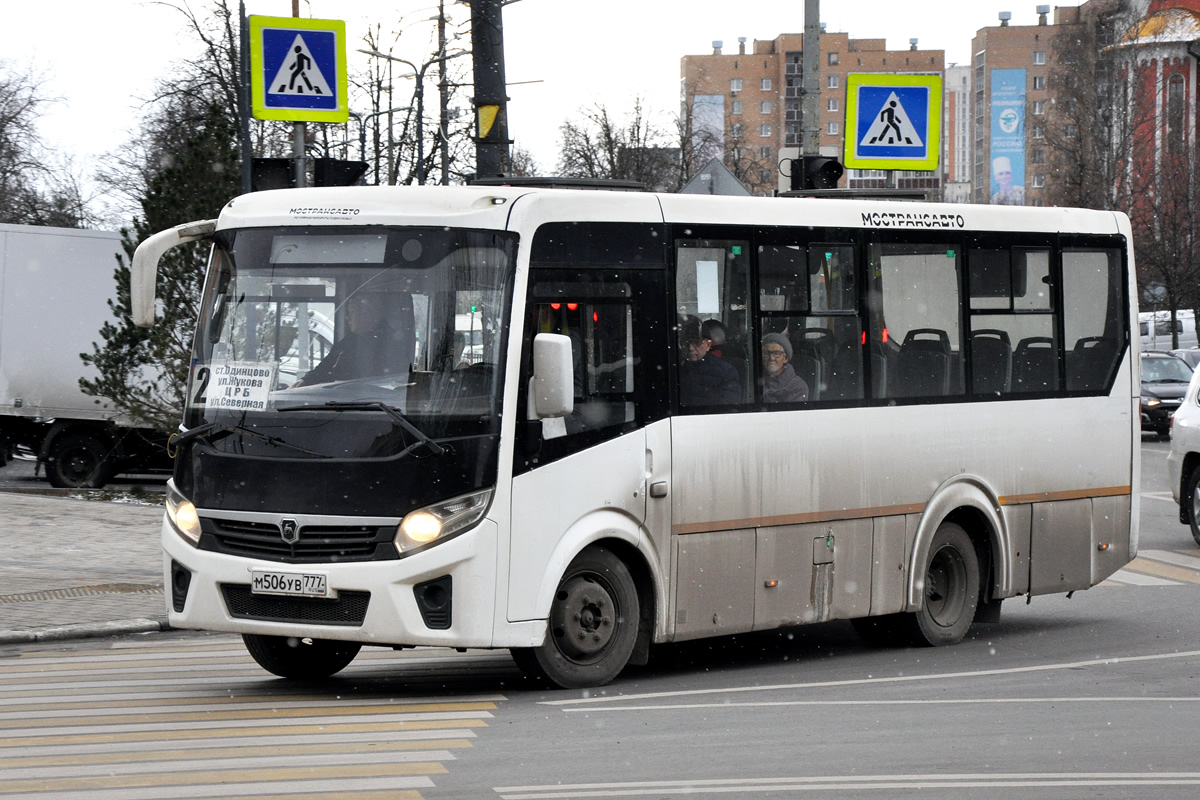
[925,545,967,627]
[550,574,616,661]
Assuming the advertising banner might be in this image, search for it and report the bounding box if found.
[989,68,1026,205]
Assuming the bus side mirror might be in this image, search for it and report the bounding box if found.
[532,333,574,418]
[131,219,217,327]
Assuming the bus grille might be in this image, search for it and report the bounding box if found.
[202,519,395,563]
[220,584,370,626]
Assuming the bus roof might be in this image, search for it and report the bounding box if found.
[215,185,1129,238]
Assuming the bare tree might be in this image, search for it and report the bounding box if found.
[0,60,93,226]
[557,99,676,189]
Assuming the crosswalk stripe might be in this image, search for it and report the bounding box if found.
[1139,548,1200,570]
[0,634,507,799]
[0,716,491,747]
[0,739,474,769]
[1123,557,1200,583]
[0,700,498,725]
[1104,571,1181,586]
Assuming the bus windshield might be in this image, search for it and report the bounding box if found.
[186,226,515,460]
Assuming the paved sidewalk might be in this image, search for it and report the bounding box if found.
[0,492,170,643]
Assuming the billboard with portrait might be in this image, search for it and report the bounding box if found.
[989,68,1026,205]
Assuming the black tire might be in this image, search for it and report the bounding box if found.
[1186,468,1200,547]
[46,433,114,489]
[901,522,981,646]
[242,634,361,679]
[510,547,639,689]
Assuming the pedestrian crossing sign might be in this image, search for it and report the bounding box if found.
[843,73,942,171]
[249,16,348,123]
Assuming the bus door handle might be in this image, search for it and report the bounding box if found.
[649,481,668,498]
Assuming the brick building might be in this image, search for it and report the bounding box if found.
[969,7,1060,206]
[681,33,944,196]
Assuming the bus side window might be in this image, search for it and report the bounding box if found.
[756,241,863,404]
[526,276,637,440]
[967,247,1056,396]
[869,241,964,400]
[1063,248,1125,392]
[675,239,751,408]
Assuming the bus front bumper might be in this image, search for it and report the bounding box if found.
[161,515,501,648]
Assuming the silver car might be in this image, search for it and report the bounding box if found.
[1166,366,1200,545]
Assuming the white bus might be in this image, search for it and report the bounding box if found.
[134,187,1138,688]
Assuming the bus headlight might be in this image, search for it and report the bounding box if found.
[165,481,202,545]
[396,488,493,553]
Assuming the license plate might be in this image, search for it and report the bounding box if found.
[251,570,328,598]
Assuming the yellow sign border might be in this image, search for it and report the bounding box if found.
[843,73,942,171]
[249,15,348,123]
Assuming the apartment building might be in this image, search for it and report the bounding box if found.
[943,64,973,203]
[681,32,944,195]
[970,7,1061,205]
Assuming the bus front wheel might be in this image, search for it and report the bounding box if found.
[511,546,639,689]
[904,522,980,646]
[242,634,361,679]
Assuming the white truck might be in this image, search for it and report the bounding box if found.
[0,223,169,487]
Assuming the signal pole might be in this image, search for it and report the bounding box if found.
[470,0,510,178]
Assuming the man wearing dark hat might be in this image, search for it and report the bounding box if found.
[761,332,809,403]
[679,316,741,405]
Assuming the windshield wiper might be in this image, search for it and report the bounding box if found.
[171,421,331,457]
[278,401,446,456]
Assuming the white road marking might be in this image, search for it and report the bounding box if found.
[1106,570,1181,586]
[558,696,1200,713]
[1140,548,1200,570]
[494,772,1200,798]
[541,649,1200,706]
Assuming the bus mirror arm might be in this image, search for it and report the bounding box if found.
[532,333,574,419]
[131,219,217,327]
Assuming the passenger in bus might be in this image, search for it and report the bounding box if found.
[679,316,740,405]
[293,290,413,386]
[760,333,809,403]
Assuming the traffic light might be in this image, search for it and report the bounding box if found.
[789,155,845,191]
[313,158,369,187]
[251,158,295,191]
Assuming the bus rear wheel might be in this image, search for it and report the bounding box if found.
[903,522,980,646]
[242,634,361,679]
[511,546,639,689]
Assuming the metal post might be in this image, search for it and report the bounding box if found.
[416,74,426,185]
[291,1,306,188]
[239,1,252,194]
[470,0,509,177]
[293,122,306,187]
[802,0,820,157]
[438,0,450,185]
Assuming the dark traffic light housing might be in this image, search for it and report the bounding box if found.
[790,155,845,191]
[250,157,370,191]
[313,158,369,187]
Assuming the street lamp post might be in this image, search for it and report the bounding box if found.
[359,48,468,185]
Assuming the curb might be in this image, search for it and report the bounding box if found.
[0,618,171,645]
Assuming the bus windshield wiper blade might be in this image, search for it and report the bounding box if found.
[171,421,330,457]
[279,401,446,456]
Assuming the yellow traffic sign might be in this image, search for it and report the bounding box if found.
[249,16,348,123]
[844,73,942,171]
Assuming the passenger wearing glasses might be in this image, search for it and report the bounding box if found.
[761,333,809,403]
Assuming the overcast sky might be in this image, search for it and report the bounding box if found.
[0,0,1079,204]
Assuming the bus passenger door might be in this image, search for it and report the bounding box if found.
[508,268,670,624]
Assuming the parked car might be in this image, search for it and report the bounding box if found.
[1170,348,1200,369]
[1141,351,1193,437]
[1165,366,1200,546]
